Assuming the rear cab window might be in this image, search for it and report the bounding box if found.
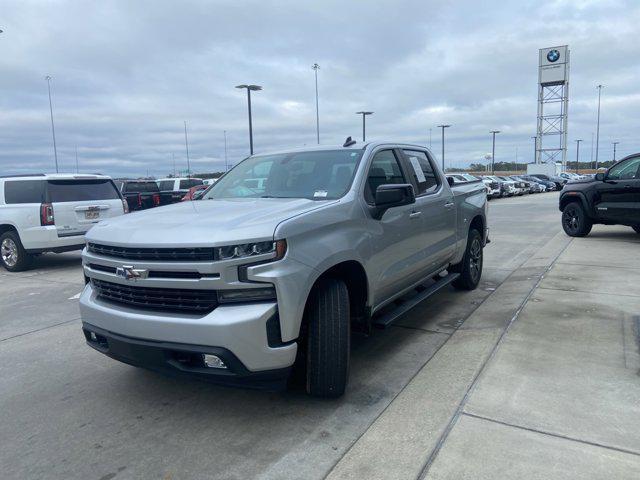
[158,180,174,191]
[179,179,203,189]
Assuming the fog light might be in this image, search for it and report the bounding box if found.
[202,354,227,369]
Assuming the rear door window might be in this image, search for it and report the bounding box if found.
[47,180,120,202]
[4,180,47,204]
[158,180,174,191]
[402,150,440,195]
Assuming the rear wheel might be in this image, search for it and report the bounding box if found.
[0,231,32,272]
[305,278,350,398]
[562,202,592,237]
[632,226,640,234]
[452,229,483,291]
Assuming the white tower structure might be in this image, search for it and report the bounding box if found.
[536,46,570,169]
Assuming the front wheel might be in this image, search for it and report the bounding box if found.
[0,231,32,272]
[305,278,350,398]
[451,229,483,290]
[562,202,592,237]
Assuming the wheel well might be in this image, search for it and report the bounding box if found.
[307,261,368,323]
[470,215,484,236]
[0,224,18,237]
[560,194,584,211]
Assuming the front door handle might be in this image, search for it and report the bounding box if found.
[409,211,422,219]
[444,202,455,209]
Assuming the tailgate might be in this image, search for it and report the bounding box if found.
[46,179,124,237]
[53,200,122,236]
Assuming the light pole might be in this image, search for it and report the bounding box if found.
[438,124,451,171]
[45,75,59,173]
[356,111,374,141]
[235,84,262,155]
[490,130,500,174]
[575,139,582,174]
[312,63,320,144]
[531,136,537,164]
[612,141,619,162]
[595,84,603,169]
[184,121,191,178]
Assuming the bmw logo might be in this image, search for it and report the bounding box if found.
[547,49,560,62]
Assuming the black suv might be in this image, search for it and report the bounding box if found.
[559,153,640,237]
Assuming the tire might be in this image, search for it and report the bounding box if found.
[0,231,32,272]
[305,278,350,398]
[561,201,592,237]
[632,226,640,234]
[451,229,483,291]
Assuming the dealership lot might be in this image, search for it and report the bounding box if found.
[1,192,639,479]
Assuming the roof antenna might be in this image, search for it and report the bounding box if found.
[343,136,356,147]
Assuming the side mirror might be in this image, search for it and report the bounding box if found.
[372,184,415,219]
[595,172,605,181]
[447,177,455,187]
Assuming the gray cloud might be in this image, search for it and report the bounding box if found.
[1,0,639,177]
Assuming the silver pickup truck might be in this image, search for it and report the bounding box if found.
[80,140,488,397]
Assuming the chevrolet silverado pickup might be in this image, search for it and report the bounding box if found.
[80,140,488,397]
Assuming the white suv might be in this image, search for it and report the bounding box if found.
[0,174,126,271]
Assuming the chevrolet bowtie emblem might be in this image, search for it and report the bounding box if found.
[115,265,149,281]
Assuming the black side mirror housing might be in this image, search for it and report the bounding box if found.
[447,177,455,187]
[595,172,605,181]
[372,184,415,219]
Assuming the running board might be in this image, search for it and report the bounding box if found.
[372,272,460,328]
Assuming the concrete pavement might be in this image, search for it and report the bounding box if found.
[328,223,640,479]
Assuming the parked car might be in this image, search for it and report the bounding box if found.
[118,180,170,211]
[500,176,527,195]
[559,153,640,237]
[481,177,501,198]
[0,174,126,271]
[203,178,219,186]
[80,141,488,398]
[510,176,537,194]
[522,175,553,191]
[515,176,543,193]
[486,175,516,196]
[181,184,208,201]
[530,173,566,190]
[156,177,204,203]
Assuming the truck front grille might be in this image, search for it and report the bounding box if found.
[92,278,218,314]
[88,243,215,262]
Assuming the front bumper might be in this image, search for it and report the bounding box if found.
[79,283,298,374]
[82,322,291,391]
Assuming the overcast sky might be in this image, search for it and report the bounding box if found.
[1,0,639,177]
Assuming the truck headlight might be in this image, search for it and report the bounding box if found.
[217,286,276,303]
[217,239,287,261]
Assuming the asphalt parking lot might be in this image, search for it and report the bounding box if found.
[2,191,638,479]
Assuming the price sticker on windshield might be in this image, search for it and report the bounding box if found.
[313,190,328,198]
[409,157,426,184]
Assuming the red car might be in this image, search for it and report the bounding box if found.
[181,184,208,201]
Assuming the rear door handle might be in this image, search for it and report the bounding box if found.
[409,211,422,219]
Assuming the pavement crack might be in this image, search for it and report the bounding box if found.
[0,318,80,343]
[461,412,640,458]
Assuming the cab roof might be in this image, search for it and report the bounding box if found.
[0,173,111,181]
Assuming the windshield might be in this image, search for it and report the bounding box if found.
[204,149,364,200]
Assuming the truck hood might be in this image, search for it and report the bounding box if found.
[86,197,334,246]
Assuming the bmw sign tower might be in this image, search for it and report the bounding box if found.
[535,45,570,169]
